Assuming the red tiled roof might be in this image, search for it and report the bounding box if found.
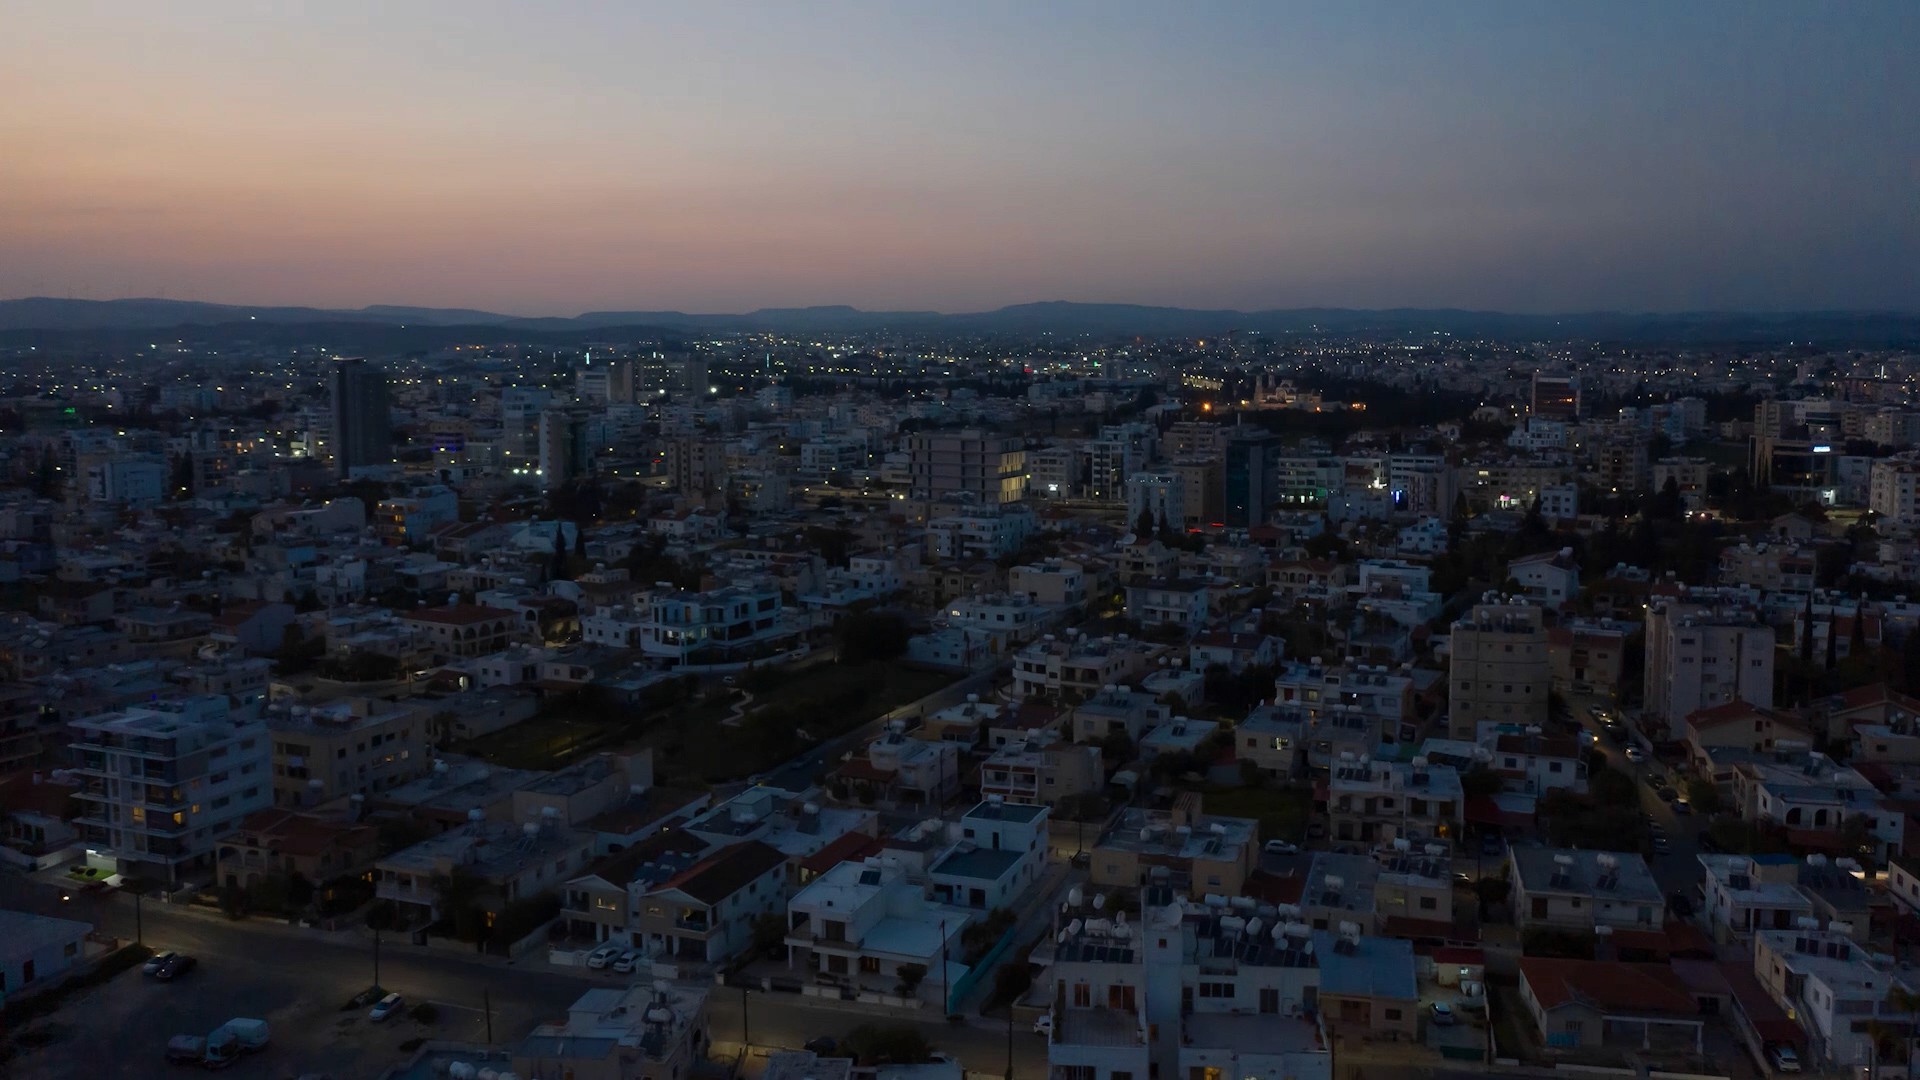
[0,771,79,818]
[1520,957,1697,1016]
[1241,869,1306,905]
[1720,961,1804,1048]
[651,840,786,905]
[799,832,884,877]
[1466,795,1534,828]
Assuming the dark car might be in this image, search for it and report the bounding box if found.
[804,1037,839,1056]
[1645,773,1667,790]
[154,954,197,981]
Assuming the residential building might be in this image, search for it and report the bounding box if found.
[908,429,1026,504]
[1090,794,1257,898]
[638,581,793,665]
[1644,600,1775,740]
[331,357,392,477]
[635,840,790,964]
[402,604,515,660]
[1013,637,1159,703]
[1753,927,1915,1073]
[1326,756,1462,851]
[214,807,379,891]
[1125,471,1185,534]
[0,910,92,1001]
[1123,578,1211,634]
[1009,559,1088,607]
[1517,957,1703,1053]
[784,858,970,1005]
[266,697,429,807]
[1507,549,1581,609]
[68,696,272,883]
[930,799,1050,911]
[376,817,594,926]
[1509,847,1664,934]
[1447,600,1549,741]
[1490,732,1589,796]
[977,737,1103,807]
[512,983,710,1080]
[1869,453,1920,531]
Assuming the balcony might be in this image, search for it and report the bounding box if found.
[673,915,711,934]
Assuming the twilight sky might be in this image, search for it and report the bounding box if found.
[3,2,1917,315]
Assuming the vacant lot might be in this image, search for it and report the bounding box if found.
[1193,783,1315,842]
[643,662,955,785]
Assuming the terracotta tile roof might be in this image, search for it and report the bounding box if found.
[406,604,515,626]
[798,832,885,877]
[1520,957,1697,1016]
[650,840,786,906]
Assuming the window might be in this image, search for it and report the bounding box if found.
[1419,896,1437,911]
[1385,1008,1402,1021]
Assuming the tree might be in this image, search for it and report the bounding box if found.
[750,912,786,960]
[1098,729,1135,767]
[550,522,571,582]
[170,452,195,499]
[432,868,489,941]
[835,610,909,664]
[1474,877,1511,919]
[843,1024,934,1065]
[1134,508,1154,539]
[1684,777,1724,816]
[894,962,927,998]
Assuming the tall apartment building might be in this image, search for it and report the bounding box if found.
[1447,600,1549,741]
[330,357,392,477]
[575,356,635,404]
[68,697,272,883]
[1125,471,1185,534]
[1530,372,1580,420]
[537,408,592,490]
[666,436,728,496]
[1223,429,1281,528]
[1643,600,1774,740]
[908,428,1026,503]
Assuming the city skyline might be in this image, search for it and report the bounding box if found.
[4,2,1917,315]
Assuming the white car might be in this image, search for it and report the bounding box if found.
[1263,840,1299,856]
[1623,746,1646,764]
[1032,1015,1053,1037]
[368,992,404,1022]
[585,944,622,969]
[612,948,645,973]
[1430,1002,1457,1026]
[143,951,179,976]
[1769,1045,1801,1073]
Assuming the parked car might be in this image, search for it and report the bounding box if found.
[1430,1002,1457,1026]
[144,951,179,977]
[1263,840,1299,856]
[1660,786,1680,803]
[165,1035,206,1066]
[1645,774,1667,790]
[154,954,197,981]
[1481,835,1505,857]
[1032,1014,1054,1037]
[612,948,645,973]
[585,944,622,969]
[1769,1045,1802,1072]
[1651,836,1671,853]
[1672,799,1693,815]
[368,993,404,1022]
[1624,746,1646,764]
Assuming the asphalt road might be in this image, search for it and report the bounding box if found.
[1566,692,1702,898]
[711,989,1048,1079]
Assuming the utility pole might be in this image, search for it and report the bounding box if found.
[1005,1004,1014,1080]
[940,919,949,1015]
[483,988,493,1044]
[133,890,143,947]
[741,984,751,1052]
[373,923,382,990]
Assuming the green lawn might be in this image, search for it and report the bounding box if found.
[1194,783,1315,842]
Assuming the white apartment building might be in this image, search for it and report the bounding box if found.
[1754,928,1915,1073]
[924,504,1037,563]
[1125,471,1186,534]
[1123,579,1211,634]
[1447,600,1550,741]
[69,697,273,883]
[1870,454,1920,531]
[908,429,1027,504]
[1009,559,1088,606]
[1644,600,1775,740]
[1509,847,1664,933]
[639,580,792,664]
[1011,635,1159,702]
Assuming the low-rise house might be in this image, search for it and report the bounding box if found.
[635,840,789,964]
[1124,578,1212,635]
[376,817,593,927]
[0,910,92,1001]
[1491,732,1589,796]
[930,799,1050,911]
[560,828,708,945]
[512,983,710,1080]
[1518,957,1704,1053]
[836,729,962,808]
[1090,794,1257,898]
[680,786,879,870]
[214,807,380,891]
[1012,636,1160,703]
[1510,847,1664,933]
[266,696,431,808]
[977,737,1102,807]
[1188,630,1281,674]
[1235,705,1306,782]
[1069,685,1170,745]
[784,858,970,1004]
[1326,756,1462,851]
[1313,927,1420,1043]
[1682,701,1813,774]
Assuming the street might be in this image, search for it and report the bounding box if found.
[1566,692,1701,898]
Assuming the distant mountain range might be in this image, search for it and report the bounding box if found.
[2,296,1917,346]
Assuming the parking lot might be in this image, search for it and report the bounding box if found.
[3,903,588,1080]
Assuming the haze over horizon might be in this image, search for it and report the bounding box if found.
[4,2,1916,316]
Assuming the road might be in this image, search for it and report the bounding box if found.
[1566,692,1701,898]
[711,988,1048,1079]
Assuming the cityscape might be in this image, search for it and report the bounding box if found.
[3,6,1920,1080]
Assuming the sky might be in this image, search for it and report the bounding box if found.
[2,1,1917,316]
